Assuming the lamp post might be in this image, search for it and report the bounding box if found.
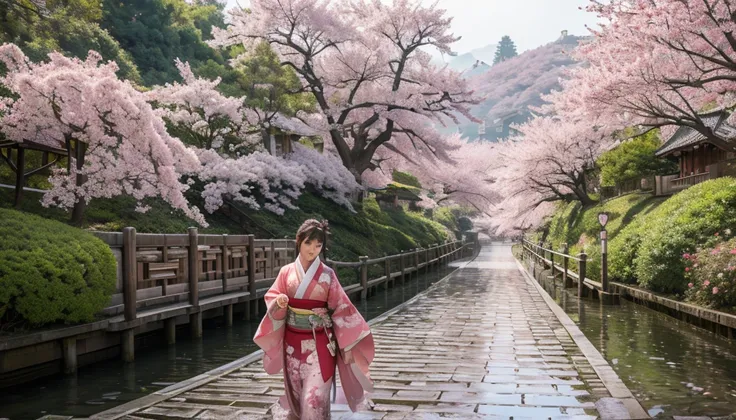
[598,212,609,294]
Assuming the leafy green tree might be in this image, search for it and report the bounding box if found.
[493,35,518,65]
[0,0,141,82]
[234,41,316,116]
[100,0,227,86]
[597,131,678,187]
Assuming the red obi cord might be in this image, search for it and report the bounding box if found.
[285,298,336,383]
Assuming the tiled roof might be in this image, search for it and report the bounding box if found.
[270,113,321,137]
[655,111,736,157]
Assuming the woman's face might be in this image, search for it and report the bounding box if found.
[299,238,323,262]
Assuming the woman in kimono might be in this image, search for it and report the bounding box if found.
[254,219,375,419]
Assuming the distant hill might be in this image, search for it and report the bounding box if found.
[439,43,497,77]
[465,60,492,78]
[447,52,479,72]
[469,44,497,64]
[457,34,588,142]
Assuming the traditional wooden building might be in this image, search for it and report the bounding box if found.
[263,113,324,156]
[371,182,422,210]
[654,110,736,195]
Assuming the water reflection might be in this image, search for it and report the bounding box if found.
[556,288,736,417]
[0,265,457,419]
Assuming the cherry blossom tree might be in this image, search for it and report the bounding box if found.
[147,59,263,155]
[194,142,361,215]
[550,0,736,141]
[209,0,479,183]
[0,43,206,226]
[286,143,362,211]
[194,147,305,215]
[488,116,613,234]
[399,134,498,213]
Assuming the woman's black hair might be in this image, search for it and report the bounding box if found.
[295,219,329,257]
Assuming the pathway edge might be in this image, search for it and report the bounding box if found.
[513,256,650,420]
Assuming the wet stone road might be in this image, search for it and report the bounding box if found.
[90,243,642,419]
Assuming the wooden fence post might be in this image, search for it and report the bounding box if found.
[359,256,369,300]
[122,227,137,322]
[248,234,257,318]
[399,251,406,283]
[384,255,391,287]
[414,249,420,277]
[424,248,429,274]
[270,240,276,279]
[188,227,199,307]
[188,227,202,339]
[221,234,229,294]
[562,243,572,288]
[578,252,587,298]
[538,241,544,265]
[550,245,555,278]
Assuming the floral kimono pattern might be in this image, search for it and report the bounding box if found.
[253,256,375,419]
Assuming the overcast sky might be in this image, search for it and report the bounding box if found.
[223,0,599,54]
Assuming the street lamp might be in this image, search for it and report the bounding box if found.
[598,212,609,294]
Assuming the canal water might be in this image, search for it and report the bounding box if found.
[0,265,457,420]
[549,281,736,418]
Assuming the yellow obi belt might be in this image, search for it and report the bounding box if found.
[286,306,333,331]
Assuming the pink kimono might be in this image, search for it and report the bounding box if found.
[254,257,375,419]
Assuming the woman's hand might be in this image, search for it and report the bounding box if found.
[275,294,289,309]
[343,350,354,364]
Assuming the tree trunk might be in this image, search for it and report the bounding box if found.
[71,141,87,226]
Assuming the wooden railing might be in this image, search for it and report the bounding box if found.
[671,172,711,188]
[521,239,595,297]
[94,228,294,321]
[94,228,474,322]
[326,241,471,300]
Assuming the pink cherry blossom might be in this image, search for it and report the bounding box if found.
[147,59,261,154]
[688,283,694,288]
[210,0,481,184]
[0,44,207,226]
[713,287,720,295]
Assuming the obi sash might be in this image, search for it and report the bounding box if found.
[285,298,336,383]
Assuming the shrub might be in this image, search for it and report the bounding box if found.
[608,222,645,284]
[630,178,736,294]
[597,130,678,187]
[684,235,736,309]
[0,209,117,328]
[458,216,473,232]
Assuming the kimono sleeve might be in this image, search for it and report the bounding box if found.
[253,265,289,374]
[328,268,375,410]
[327,268,374,361]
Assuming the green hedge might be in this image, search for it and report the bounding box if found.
[609,178,736,294]
[0,209,117,328]
[545,193,664,282]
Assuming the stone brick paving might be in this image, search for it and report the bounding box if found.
[92,243,640,419]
